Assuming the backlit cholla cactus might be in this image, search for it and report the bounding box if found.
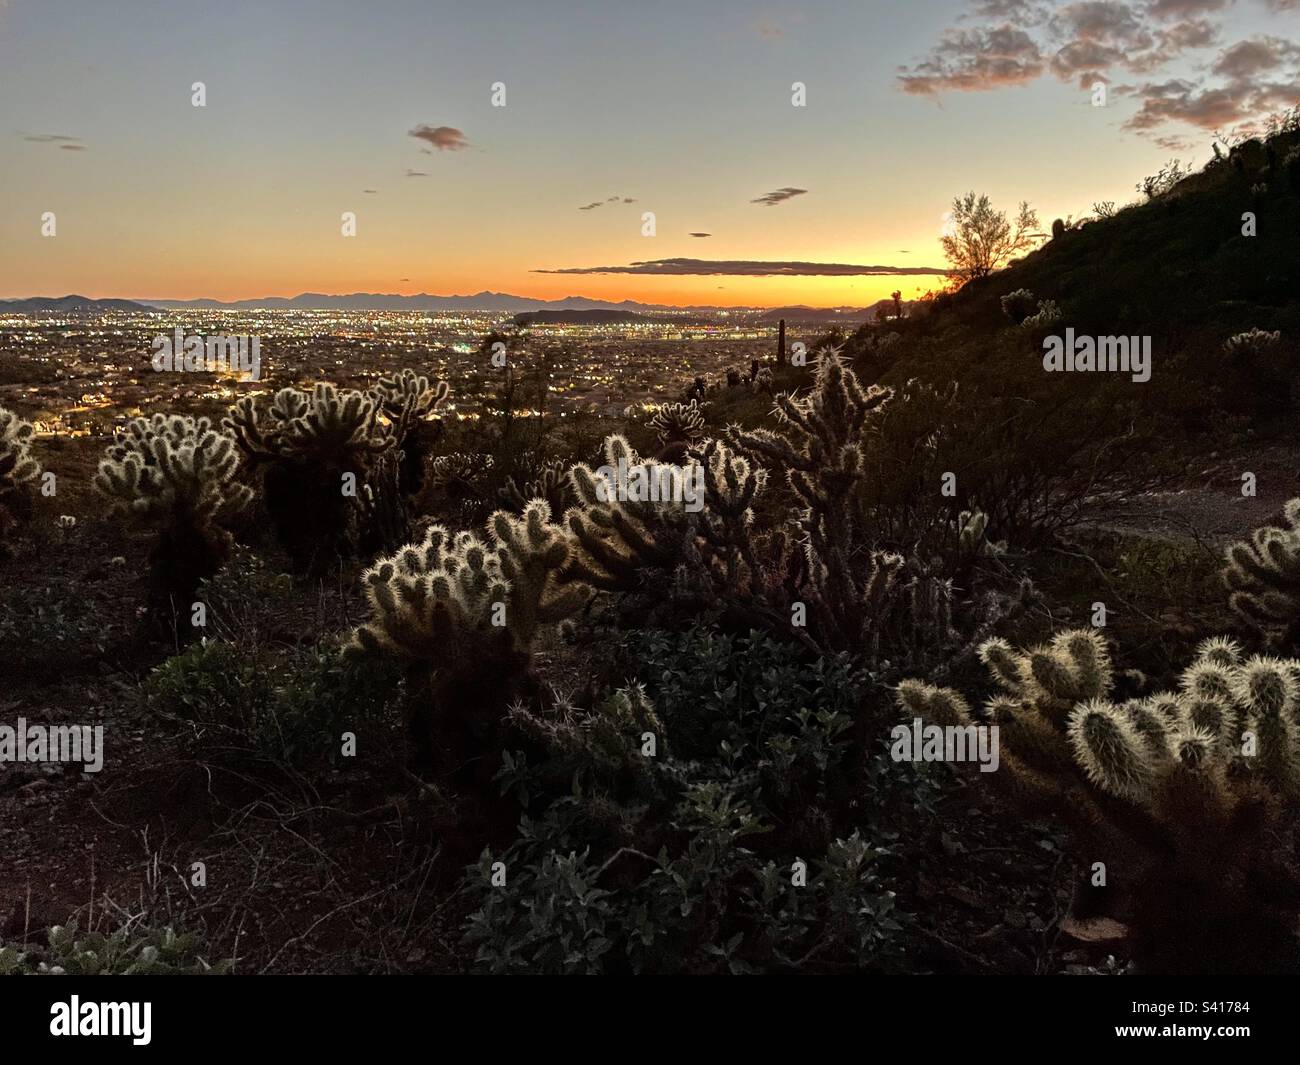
[223,385,393,570]
[428,452,494,500]
[225,384,392,466]
[562,434,764,606]
[726,349,894,646]
[1222,327,1281,359]
[1000,288,1038,325]
[370,370,449,496]
[348,501,589,766]
[1223,499,1300,650]
[1020,299,1061,328]
[94,415,251,619]
[372,369,449,441]
[499,458,572,516]
[509,683,665,788]
[0,406,40,503]
[899,632,1300,973]
[647,400,706,462]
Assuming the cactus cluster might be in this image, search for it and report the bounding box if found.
[508,683,664,785]
[1223,498,1300,650]
[223,385,395,571]
[647,400,706,461]
[499,458,571,516]
[562,433,765,608]
[225,383,392,467]
[371,369,450,495]
[999,288,1038,325]
[1222,327,1282,359]
[0,406,41,530]
[348,500,590,767]
[94,414,251,621]
[899,631,1300,971]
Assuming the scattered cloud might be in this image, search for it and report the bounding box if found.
[689,232,712,237]
[756,20,785,39]
[405,169,429,178]
[899,25,1044,95]
[899,0,1300,137]
[751,186,808,206]
[363,188,378,194]
[22,133,86,150]
[578,195,636,210]
[407,124,470,152]
[534,257,950,277]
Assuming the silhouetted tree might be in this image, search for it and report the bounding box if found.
[940,192,1040,284]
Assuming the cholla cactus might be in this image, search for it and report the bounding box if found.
[428,452,494,500]
[1222,327,1281,359]
[372,369,449,438]
[348,500,589,767]
[223,384,394,571]
[1021,299,1061,328]
[752,367,774,394]
[1223,499,1300,649]
[95,414,251,527]
[509,683,664,786]
[224,384,391,465]
[899,631,1300,972]
[562,434,765,609]
[1000,289,1038,325]
[647,400,706,460]
[0,406,40,510]
[499,458,572,516]
[94,415,251,622]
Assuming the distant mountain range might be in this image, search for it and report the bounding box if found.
[1,295,155,313]
[0,291,894,321]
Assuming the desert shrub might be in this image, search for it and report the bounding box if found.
[94,414,251,627]
[900,631,1300,973]
[1222,327,1282,359]
[464,624,920,974]
[137,639,399,767]
[498,457,572,516]
[0,920,231,975]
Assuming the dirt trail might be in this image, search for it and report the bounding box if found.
[1083,443,1300,547]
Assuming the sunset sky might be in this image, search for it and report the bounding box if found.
[2,0,1296,307]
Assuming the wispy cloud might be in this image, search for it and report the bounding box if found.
[751,186,807,206]
[407,124,470,152]
[22,133,86,150]
[689,232,712,237]
[578,195,636,210]
[534,257,950,276]
[405,169,428,178]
